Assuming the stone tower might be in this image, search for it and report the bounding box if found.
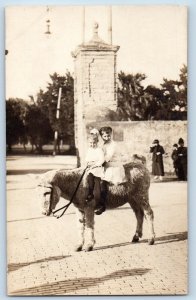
[72,23,120,166]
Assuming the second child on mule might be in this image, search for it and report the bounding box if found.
[86,126,127,215]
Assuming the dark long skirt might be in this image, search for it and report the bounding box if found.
[152,159,164,176]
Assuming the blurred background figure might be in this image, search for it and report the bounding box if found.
[171,143,179,177]
[177,138,187,181]
[150,139,165,181]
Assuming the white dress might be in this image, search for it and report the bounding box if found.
[102,141,127,185]
[85,147,105,178]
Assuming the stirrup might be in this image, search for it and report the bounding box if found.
[95,205,105,215]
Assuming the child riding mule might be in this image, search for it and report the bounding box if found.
[35,162,155,251]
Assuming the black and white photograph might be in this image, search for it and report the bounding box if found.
[6,5,187,296]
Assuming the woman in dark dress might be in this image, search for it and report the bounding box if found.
[176,138,187,181]
[171,143,179,177]
[150,139,165,181]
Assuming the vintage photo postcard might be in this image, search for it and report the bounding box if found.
[6,5,187,295]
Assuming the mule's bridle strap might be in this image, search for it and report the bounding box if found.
[52,166,88,219]
[38,184,53,189]
[52,202,71,219]
[38,185,53,197]
[44,192,52,196]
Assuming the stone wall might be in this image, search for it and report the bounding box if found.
[86,121,187,174]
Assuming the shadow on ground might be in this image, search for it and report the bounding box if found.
[153,231,188,245]
[10,268,151,295]
[94,231,187,251]
[8,255,71,273]
[8,231,187,275]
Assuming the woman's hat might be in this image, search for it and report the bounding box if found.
[152,139,159,144]
[178,138,184,144]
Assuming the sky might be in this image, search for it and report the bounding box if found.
[5,5,187,100]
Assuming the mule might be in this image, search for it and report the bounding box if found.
[34,162,155,251]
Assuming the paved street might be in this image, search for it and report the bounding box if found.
[6,155,188,296]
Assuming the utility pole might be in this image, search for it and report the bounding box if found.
[82,6,85,44]
[53,87,62,156]
[108,6,112,45]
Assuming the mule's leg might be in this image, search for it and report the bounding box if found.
[142,202,155,245]
[84,206,95,251]
[132,207,144,243]
[75,209,85,251]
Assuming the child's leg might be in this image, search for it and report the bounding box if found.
[100,180,107,203]
[95,180,107,215]
[86,172,95,201]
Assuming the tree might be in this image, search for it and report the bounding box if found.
[117,71,147,120]
[177,64,187,111]
[116,65,187,121]
[143,85,165,120]
[6,98,28,152]
[160,64,187,120]
[25,104,53,153]
[36,72,75,152]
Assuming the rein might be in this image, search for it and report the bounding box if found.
[52,166,88,219]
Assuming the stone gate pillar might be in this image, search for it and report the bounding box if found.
[72,23,120,166]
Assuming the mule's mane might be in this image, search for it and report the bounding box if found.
[48,167,86,196]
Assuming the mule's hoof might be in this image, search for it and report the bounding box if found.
[132,235,140,243]
[75,245,83,252]
[148,238,155,245]
[85,245,93,252]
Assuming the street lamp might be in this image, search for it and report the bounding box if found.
[45,6,51,36]
[45,19,51,35]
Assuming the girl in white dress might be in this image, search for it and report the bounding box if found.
[85,135,104,201]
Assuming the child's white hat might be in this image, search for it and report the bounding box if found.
[90,128,99,135]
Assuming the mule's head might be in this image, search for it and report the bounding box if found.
[37,182,54,216]
[28,170,60,216]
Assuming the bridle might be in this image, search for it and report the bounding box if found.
[52,166,88,219]
[38,184,53,215]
